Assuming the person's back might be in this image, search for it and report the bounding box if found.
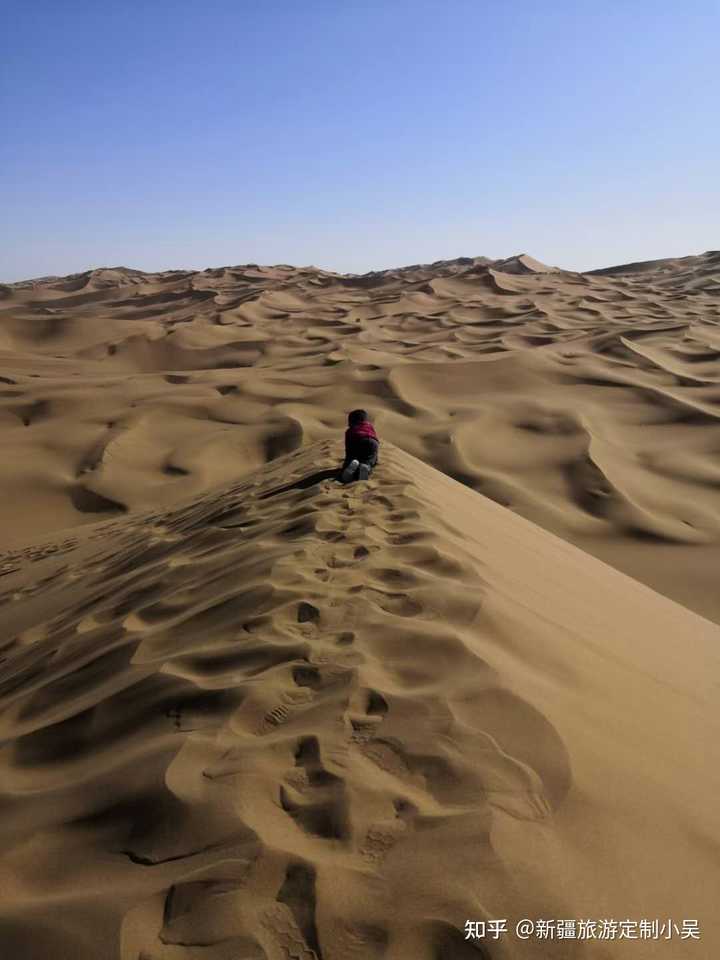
[341,409,379,482]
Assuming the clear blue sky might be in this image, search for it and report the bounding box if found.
[2,1,718,281]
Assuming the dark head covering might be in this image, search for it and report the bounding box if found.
[348,408,368,426]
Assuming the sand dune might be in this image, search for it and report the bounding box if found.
[2,251,719,619]
[2,252,720,957]
[0,441,718,959]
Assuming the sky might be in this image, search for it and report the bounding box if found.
[2,0,718,281]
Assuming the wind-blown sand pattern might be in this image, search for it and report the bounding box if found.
[1,254,720,958]
[1,252,720,620]
[1,441,719,959]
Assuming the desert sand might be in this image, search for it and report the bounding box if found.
[2,252,720,620]
[1,253,719,958]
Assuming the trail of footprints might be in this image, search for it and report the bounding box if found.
[0,447,558,959]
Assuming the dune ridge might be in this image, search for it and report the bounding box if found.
[0,440,718,958]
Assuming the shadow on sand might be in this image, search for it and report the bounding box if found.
[258,468,341,500]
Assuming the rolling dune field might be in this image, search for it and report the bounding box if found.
[2,252,720,619]
[1,252,719,958]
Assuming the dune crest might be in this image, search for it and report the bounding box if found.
[0,441,718,958]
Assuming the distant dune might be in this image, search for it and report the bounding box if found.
[0,441,718,958]
[589,251,720,277]
[2,251,720,622]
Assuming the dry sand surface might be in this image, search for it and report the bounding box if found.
[1,253,720,958]
[2,252,720,621]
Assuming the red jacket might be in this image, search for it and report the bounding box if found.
[347,421,378,441]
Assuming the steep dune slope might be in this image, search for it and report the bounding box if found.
[0,442,718,959]
[2,253,720,622]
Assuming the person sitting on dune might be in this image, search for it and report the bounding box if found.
[341,409,379,483]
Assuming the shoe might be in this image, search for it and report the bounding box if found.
[341,459,359,483]
[357,462,371,481]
